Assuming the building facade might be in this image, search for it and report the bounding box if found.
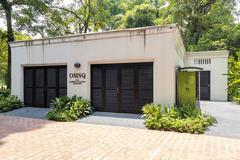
[187,51,228,101]
[10,24,228,113]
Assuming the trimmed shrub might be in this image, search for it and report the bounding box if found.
[142,104,216,134]
[0,88,24,112]
[47,95,93,122]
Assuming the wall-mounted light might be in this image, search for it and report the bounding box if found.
[74,62,81,68]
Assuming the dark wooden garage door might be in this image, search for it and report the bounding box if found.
[91,62,153,114]
[196,71,210,100]
[24,66,67,107]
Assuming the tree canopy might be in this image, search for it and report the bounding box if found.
[0,0,240,88]
[0,30,30,85]
[1,0,239,53]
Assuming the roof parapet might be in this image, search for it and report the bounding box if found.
[9,24,178,48]
[187,50,229,58]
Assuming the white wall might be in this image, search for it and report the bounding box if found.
[187,51,228,101]
[11,25,180,106]
[172,28,187,102]
[174,29,186,68]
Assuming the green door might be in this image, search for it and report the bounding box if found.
[177,71,196,107]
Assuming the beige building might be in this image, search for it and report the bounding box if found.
[187,51,228,101]
[9,24,228,113]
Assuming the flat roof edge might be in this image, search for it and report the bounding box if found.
[187,50,229,54]
[9,24,178,48]
[187,50,229,57]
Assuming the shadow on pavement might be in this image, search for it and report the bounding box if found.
[77,111,146,129]
[1,107,50,120]
[0,115,54,146]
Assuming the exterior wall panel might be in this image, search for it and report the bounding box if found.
[11,25,181,106]
[187,51,228,101]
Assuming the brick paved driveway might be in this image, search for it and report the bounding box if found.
[1,115,240,160]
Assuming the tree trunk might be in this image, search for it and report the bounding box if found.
[84,0,91,33]
[1,0,14,89]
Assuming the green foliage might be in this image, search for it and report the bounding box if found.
[0,30,30,85]
[1,0,239,55]
[0,88,24,113]
[119,3,157,28]
[176,105,202,119]
[142,103,216,134]
[227,24,240,54]
[38,0,114,36]
[157,0,235,52]
[233,96,240,104]
[10,0,54,37]
[106,0,239,55]
[47,96,93,122]
[0,87,10,97]
[227,53,240,103]
[0,30,8,84]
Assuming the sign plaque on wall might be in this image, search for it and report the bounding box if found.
[69,73,86,85]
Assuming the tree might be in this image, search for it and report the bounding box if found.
[0,0,52,88]
[153,0,239,55]
[157,0,220,46]
[1,0,15,88]
[0,30,30,85]
[185,0,237,52]
[119,3,157,28]
[227,24,240,54]
[0,30,8,85]
[49,0,111,35]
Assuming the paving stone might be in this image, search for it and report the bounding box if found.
[1,115,240,160]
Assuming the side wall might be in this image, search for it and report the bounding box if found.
[173,28,187,103]
[173,28,186,68]
[187,51,228,101]
[11,27,177,105]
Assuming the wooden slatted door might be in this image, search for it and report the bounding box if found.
[120,65,135,113]
[137,64,153,110]
[24,66,67,107]
[35,68,45,106]
[91,63,153,114]
[105,67,119,112]
[46,68,57,106]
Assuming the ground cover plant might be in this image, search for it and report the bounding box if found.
[0,88,24,112]
[47,95,93,122]
[142,103,216,134]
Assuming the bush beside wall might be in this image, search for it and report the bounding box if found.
[47,96,93,122]
[0,88,24,112]
[142,103,216,134]
[228,54,240,104]
[233,96,240,104]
